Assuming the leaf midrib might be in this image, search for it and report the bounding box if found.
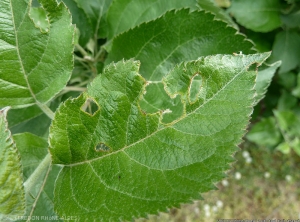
[9,1,38,104]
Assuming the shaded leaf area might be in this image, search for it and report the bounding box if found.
[0,108,25,220]
[49,53,269,221]
[61,0,93,46]
[105,0,198,40]
[7,105,51,138]
[71,0,113,39]
[228,0,281,32]
[197,0,237,28]
[107,9,255,81]
[0,0,74,108]
[270,31,300,74]
[13,133,62,222]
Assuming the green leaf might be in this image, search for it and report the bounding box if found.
[62,0,93,46]
[276,142,291,154]
[277,90,297,111]
[197,0,237,28]
[49,53,269,221]
[292,72,300,98]
[274,110,300,156]
[246,117,281,147]
[7,105,52,137]
[107,9,255,81]
[281,10,300,28]
[254,61,281,105]
[278,72,297,90]
[0,0,74,108]
[14,133,62,221]
[0,107,25,220]
[270,30,300,74]
[228,0,281,32]
[105,0,198,40]
[73,0,113,38]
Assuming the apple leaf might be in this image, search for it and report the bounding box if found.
[105,0,198,40]
[0,0,74,108]
[0,107,25,220]
[228,0,281,32]
[49,53,270,221]
[106,9,255,81]
[270,31,300,74]
[13,133,62,222]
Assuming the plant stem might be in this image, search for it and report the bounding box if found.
[75,44,89,57]
[23,153,51,193]
[64,86,86,92]
[37,102,55,120]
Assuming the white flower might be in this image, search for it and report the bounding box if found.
[264,172,270,178]
[235,172,242,180]
[245,157,252,163]
[242,151,250,158]
[221,179,229,187]
[285,175,292,182]
[205,210,211,218]
[212,206,218,212]
[216,200,223,208]
[203,204,210,212]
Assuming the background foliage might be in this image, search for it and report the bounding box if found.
[0,0,299,221]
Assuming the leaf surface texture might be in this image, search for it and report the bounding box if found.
[49,53,270,221]
[0,0,74,108]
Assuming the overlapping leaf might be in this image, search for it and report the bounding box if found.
[270,31,300,74]
[14,133,62,222]
[0,107,25,220]
[49,53,270,221]
[228,0,281,32]
[107,9,255,81]
[0,0,74,108]
[105,0,198,40]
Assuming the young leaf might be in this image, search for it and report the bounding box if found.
[228,0,281,32]
[270,31,300,74]
[254,61,281,105]
[49,53,269,221]
[14,133,62,221]
[0,107,25,220]
[0,0,74,109]
[105,0,198,40]
[107,9,255,81]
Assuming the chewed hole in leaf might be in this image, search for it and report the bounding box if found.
[189,73,204,103]
[80,98,99,116]
[95,143,111,152]
[248,63,259,72]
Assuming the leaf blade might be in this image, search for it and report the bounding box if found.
[0,107,25,220]
[50,53,270,221]
[0,0,74,108]
[106,9,255,81]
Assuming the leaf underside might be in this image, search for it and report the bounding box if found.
[13,133,62,222]
[0,107,25,220]
[49,53,270,221]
